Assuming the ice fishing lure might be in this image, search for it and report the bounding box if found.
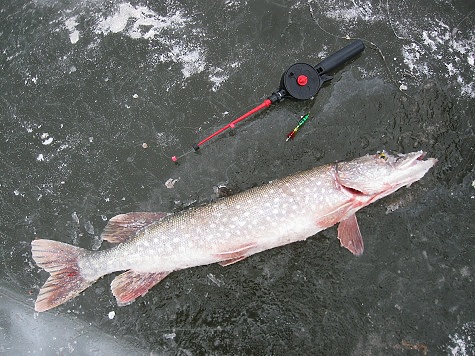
[172,40,365,162]
[286,113,311,141]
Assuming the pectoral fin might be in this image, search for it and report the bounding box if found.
[337,214,364,256]
[102,212,169,244]
[111,270,170,306]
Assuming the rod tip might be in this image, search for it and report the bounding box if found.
[171,156,178,162]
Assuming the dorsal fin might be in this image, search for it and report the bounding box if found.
[101,212,168,244]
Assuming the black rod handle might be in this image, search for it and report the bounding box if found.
[314,40,365,75]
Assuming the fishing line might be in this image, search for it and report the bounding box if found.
[307,0,414,99]
[171,148,195,162]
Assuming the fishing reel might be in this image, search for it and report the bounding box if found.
[269,39,365,103]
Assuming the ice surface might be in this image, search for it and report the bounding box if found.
[0,284,141,355]
[2,0,474,354]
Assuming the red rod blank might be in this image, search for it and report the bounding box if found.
[196,99,272,148]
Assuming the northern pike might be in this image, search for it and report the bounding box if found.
[31,151,436,312]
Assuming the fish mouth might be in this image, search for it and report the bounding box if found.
[393,151,437,190]
[395,151,432,169]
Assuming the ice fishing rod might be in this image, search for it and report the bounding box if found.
[171,39,365,162]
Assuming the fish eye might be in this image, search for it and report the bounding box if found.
[377,151,388,161]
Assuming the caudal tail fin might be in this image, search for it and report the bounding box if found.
[31,239,95,312]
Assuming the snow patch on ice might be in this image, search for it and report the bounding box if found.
[165,178,180,189]
[42,136,54,145]
[209,67,229,92]
[94,3,207,80]
[64,16,80,44]
[402,19,474,97]
[156,132,179,148]
[163,332,176,340]
[447,322,475,355]
[402,43,431,77]
[224,0,247,8]
[319,0,474,98]
[324,0,382,23]
[159,46,206,79]
[95,3,187,39]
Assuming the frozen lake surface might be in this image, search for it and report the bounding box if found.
[1,0,474,354]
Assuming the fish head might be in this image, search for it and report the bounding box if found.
[335,151,437,197]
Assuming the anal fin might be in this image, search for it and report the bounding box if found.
[102,212,168,244]
[111,270,170,306]
[337,214,364,256]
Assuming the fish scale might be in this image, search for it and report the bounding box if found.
[31,151,436,312]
